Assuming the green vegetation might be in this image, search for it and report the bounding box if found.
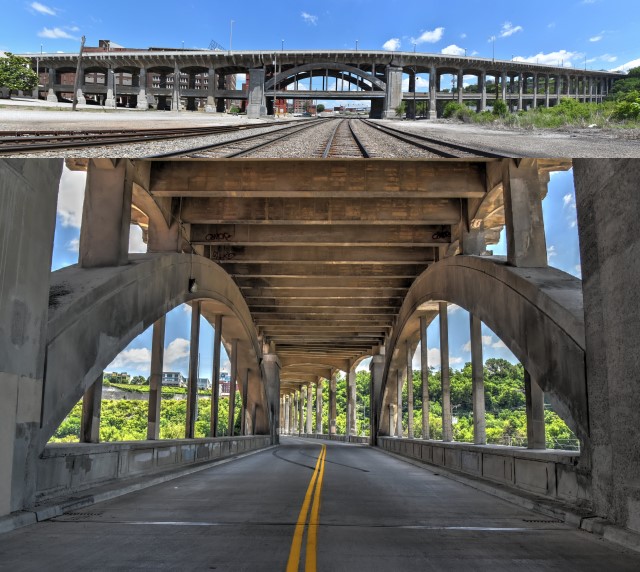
[317,103,325,113]
[51,358,576,450]
[0,53,38,96]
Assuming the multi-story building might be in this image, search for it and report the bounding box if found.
[162,372,186,387]
[197,378,211,390]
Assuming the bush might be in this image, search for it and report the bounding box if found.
[611,91,640,120]
[492,99,508,117]
[443,102,472,121]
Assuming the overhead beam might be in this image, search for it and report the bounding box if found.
[235,276,414,289]
[223,263,429,278]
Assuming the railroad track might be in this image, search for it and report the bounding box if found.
[360,119,512,158]
[315,119,370,158]
[146,119,329,158]
[0,124,289,155]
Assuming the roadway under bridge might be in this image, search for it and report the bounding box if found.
[1,158,640,567]
[21,49,621,118]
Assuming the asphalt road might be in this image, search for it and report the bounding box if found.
[1,438,639,571]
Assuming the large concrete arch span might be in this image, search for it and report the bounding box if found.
[265,62,386,92]
[41,252,269,451]
[379,255,586,443]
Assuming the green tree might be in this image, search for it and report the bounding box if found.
[317,103,325,113]
[611,67,640,98]
[394,101,407,118]
[0,53,38,96]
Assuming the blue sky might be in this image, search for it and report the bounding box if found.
[51,167,580,380]
[5,0,639,72]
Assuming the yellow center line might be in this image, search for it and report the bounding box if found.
[305,444,326,572]
[286,445,326,572]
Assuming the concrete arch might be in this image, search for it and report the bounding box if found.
[41,253,268,450]
[265,62,385,91]
[381,255,587,442]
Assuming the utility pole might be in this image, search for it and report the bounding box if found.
[71,35,86,112]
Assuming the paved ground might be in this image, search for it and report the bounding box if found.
[1,438,640,571]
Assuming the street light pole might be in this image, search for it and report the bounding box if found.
[229,20,234,54]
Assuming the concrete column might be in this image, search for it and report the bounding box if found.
[420,316,430,440]
[283,395,290,435]
[382,65,403,119]
[479,71,487,112]
[247,68,267,118]
[316,380,323,434]
[78,159,132,268]
[147,316,165,440]
[75,63,86,105]
[389,404,397,437]
[565,75,571,97]
[205,68,216,110]
[470,314,486,445]
[137,68,149,110]
[428,66,437,119]
[369,354,385,444]
[228,339,238,436]
[171,63,181,111]
[306,384,313,434]
[185,301,201,438]
[589,77,594,103]
[524,370,545,449]
[329,372,337,435]
[347,367,357,436]
[104,68,116,107]
[263,353,281,444]
[502,159,548,268]
[500,71,507,101]
[457,69,464,105]
[210,315,222,437]
[291,392,297,434]
[298,388,304,434]
[241,369,249,436]
[406,341,414,439]
[582,76,587,103]
[545,75,551,108]
[440,302,453,442]
[0,159,62,515]
[396,369,403,438]
[532,74,538,109]
[80,373,103,443]
[517,73,524,111]
[46,67,58,101]
[461,224,487,255]
[407,71,416,119]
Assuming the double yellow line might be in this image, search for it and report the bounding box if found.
[286,445,327,572]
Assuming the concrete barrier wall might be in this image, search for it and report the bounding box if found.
[378,437,588,505]
[36,436,271,502]
[299,433,370,444]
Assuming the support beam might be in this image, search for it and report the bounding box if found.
[347,367,357,436]
[228,339,238,436]
[396,369,403,438]
[440,302,453,442]
[298,388,304,434]
[370,354,385,444]
[147,316,165,440]
[470,314,486,445]
[502,159,548,268]
[329,372,337,435]
[79,160,132,268]
[306,384,313,434]
[185,301,201,439]
[525,370,546,449]
[406,341,414,439]
[247,68,267,118]
[80,373,103,444]
[241,369,249,436]
[420,316,430,440]
[316,380,323,434]
[211,315,223,437]
[383,65,403,119]
[284,395,290,435]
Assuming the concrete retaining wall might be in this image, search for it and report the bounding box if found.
[378,437,588,505]
[300,433,370,445]
[36,435,271,502]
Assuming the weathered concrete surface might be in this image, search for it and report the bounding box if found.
[381,256,587,447]
[574,159,640,534]
[1,439,639,571]
[0,159,62,517]
[42,253,269,451]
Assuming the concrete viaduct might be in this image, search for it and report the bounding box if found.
[2,158,640,558]
[21,49,622,118]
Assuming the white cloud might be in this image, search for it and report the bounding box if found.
[129,224,147,253]
[500,22,523,38]
[563,193,573,207]
[448,304,462,313]
[108,347,152,370]
[611,58,640,72]
[513,50,582,67]
[441,44,465,56]
[600,54,617,63]
[463,336,493,351]
[38,27,76,39]
[547,245,557,259]
[164,338,190,366]
[382,38,401,51]
[428,347,441,367]
[301,12,318,25]
[182,304,192,314]
[67,237,79,253]
[574,264,582,277]
[450,356,464,365]
[57,166,85,228]
[460,33,467,39]
[30,2,56,15]
[492,340,507,349]
[589,35,603,42]
[412,27,445,45]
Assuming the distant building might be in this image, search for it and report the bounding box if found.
[162,372,186,387]
[219,371,231,396]
[198,377,211,390]
[104,372,131,384]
